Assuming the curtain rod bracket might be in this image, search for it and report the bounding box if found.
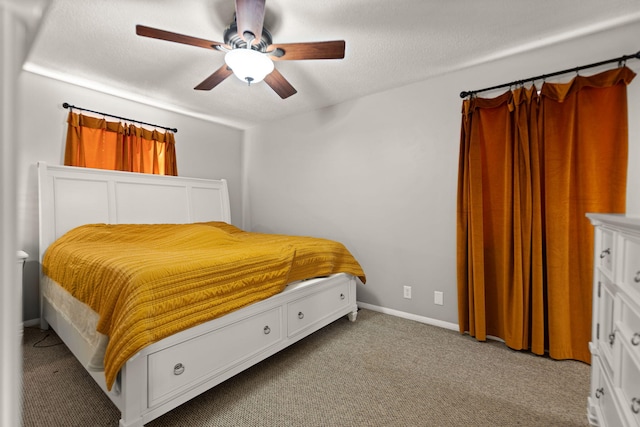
[62,102,178,133]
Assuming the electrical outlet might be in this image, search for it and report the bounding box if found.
[403,286,412,299]
[434,291,444,306]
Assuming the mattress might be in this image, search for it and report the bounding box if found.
[41,274,328,373]
[41,275,108,370]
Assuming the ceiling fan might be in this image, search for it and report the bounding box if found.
[136,0,346,99]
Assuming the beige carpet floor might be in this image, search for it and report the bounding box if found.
[22,308,591,426]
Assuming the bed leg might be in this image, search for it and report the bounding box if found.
[347,309,358,322]
[39,293,50,330]
[39,318,49,330]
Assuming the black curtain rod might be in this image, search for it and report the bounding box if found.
[459,50,640,98]
[62,102,178,133]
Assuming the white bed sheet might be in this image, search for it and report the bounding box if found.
[41,275,108,371]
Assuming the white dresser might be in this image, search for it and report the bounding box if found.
[587,214,640,427]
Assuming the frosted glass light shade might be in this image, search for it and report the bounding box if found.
[224,48,274,84]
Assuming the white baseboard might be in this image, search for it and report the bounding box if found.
[25,308,488,339]
[26,304,462,334]
[22,318,41,328]
[356,301,459,331]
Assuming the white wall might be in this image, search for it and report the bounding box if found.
[243,20,640,326]
[18,20,640,326]
[16,72,244,321]
[1,2,48,425]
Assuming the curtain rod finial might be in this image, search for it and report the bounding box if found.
[62,102,70,109]
[460,91,470,98]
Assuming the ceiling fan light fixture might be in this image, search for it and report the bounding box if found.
[224,48,274,85]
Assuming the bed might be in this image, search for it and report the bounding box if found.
[37,162,364,427]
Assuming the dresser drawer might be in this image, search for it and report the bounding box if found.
[287,280,350,338]
[596,274,616,373]
[148,306,282,407]
[591,355,627,427]
[618,294,640,426]
[620,233,640,300]
[619,294,640,344]
[619,343,640,426]
[597,227,615,278]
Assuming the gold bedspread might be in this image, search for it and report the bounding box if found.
[43,222,365,390]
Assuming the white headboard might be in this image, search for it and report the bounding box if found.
[37,162,231,261]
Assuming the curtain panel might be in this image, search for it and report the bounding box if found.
[457,67,635,363]
[64,112,178,176]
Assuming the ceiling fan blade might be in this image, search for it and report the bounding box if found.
[136,25,226,51]
[269,41,346,61]
[264,68,297,99]
[235,0,266,44]
[194,65,234,90]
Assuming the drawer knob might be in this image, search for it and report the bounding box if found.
[263,325,271,335]
[634,270,640,283]
[298,311,304,320]
[340,293,345,300]
[599,248,610,259]
[632,333,640,346]
[595,387,604,399]
[632,397,640,414]
[173,363,185,376]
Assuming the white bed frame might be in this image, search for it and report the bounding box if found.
[37,162,359,427]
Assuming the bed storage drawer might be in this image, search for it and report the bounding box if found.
[287,279,351,338]
[147,306,283,407]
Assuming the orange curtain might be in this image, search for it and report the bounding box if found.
[64,111,177,175]
[457,67,635,363]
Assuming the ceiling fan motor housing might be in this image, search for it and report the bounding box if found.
[223,22,272,52]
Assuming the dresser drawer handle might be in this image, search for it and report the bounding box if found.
[632,333,640,346]
[340,293,345,300]
[595,387,604,399]
[632,397,640,414]
[600,248,610,259]
[634,271,640,283]
[298,311,304,320]
[173,363,185,376]
[263,325,271,335]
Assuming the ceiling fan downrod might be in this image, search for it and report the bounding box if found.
[244,32,255,86]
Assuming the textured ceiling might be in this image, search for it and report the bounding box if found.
[24,0,640,129]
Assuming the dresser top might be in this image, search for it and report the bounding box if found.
[586,213,640,229]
